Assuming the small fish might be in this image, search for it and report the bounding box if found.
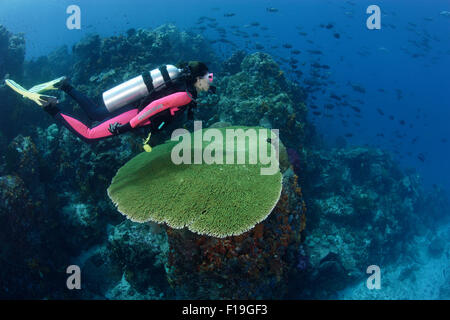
[291,49,301,55]
[417,153,425,162]
[333,33,340,39]
[283,43,293,49]
[376,108,385,116]
[345,133,353,137]
[307,49,323,55]
[250,22,260,27]
[350,83,366,93]
[312,111,322,116]
[224,13,235,17]
[267,7,279,13]
[330,94,341,101]
[351,106,361,113]
[399,120,406,125]
[325,104,334,109]
[325,23,334,29]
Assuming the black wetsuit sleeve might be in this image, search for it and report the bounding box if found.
[115,122,132,134]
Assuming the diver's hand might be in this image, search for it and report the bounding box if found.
[108,122,121,135]
[108,122,132,135]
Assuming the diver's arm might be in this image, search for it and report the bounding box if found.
[129,92,193,128]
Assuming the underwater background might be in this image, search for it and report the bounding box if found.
[0,0,449,299]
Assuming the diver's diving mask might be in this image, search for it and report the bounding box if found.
[203,72,213,83]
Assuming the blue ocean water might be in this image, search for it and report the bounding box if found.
[0,0,449,300]
[1,0,448,191]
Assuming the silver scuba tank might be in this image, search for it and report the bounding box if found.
[102,64,183,112]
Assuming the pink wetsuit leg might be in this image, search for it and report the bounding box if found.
[58,109,139,141]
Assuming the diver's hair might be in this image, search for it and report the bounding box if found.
[177,60,209,83]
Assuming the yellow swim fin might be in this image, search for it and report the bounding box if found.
[143,132,152,152]
[28,76,67,93]
[5,79,58,106]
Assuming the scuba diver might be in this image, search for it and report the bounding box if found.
[5,61,215,147]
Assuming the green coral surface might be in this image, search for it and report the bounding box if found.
[107,126,282,237]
